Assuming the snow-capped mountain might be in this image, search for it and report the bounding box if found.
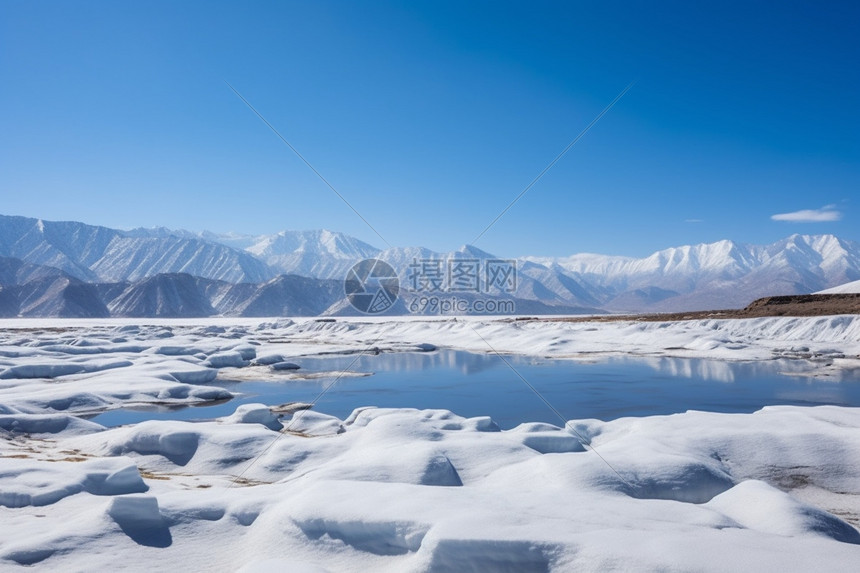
[375,244,602,309]
[0,256,72,286]
[242,230,381,278]
[0,215,275,284]
[104,274,219,318]
[129,227,381,279]
[96,272,350,318]
[3,213,859,316]
[0,276,109,318]
[527,234,860,311]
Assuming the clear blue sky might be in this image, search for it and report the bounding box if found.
[1,1,858,257]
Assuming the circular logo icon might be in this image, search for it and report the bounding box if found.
[344,259,400,314]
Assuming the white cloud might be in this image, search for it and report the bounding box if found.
[684,218,703,223]
[771,205,842,223]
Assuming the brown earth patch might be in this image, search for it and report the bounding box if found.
[536,293,860,323]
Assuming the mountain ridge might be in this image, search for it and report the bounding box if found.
[2,214,860,315]
[0,215,275,284]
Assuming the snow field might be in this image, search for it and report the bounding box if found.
[0,316,858,570]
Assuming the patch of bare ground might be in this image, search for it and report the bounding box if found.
[537,293,860,323]
[139,470,171,481]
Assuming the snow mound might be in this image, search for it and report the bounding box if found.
[0,457,146,507]
[509,423,586,454]
[108,495,172,547]
[2,403,860,571]
[0,414,105,435]
[421,537,559,572]
[105,421,203,466]
[708,480,860,544]
[165,365,219,385]
[253,353,286,365]
[0,363,86,379]
[204,351,249,368]
[310,444,463,487]
[221,403,283,431]
[283,410,344,435]
[294,517,430,556]
[152,345,203,356]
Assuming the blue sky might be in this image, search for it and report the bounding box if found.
[1,1,858,257]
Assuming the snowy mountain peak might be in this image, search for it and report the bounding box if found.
[781,233,843,253]
[3,213,860,315]
[230,229,380,279]
[456,244,497,259]
[530,234,860,311]
[0,214,274,284]
[245,229,379,259]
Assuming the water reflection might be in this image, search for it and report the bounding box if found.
[298,350,503,376]
[635,356,835,384]
[90,350,860,429]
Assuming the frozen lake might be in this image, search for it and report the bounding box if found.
[90,350,860,428]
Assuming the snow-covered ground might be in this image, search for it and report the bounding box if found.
[1,316,859,571]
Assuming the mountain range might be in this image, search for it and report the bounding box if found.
[1,213,858,317]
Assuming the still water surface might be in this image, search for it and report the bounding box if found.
[91,350,860,429]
